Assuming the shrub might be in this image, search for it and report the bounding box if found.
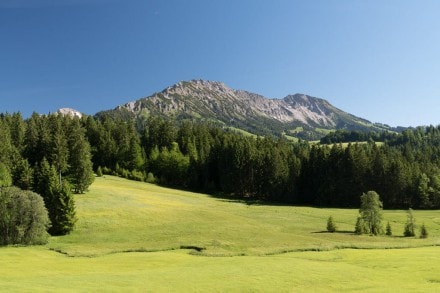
[403,208,416,237]
[146,172,157,184]
[0,187,50,245]
[420,224,428,239]
[129,170,145,182]
[102,166,112,175]
[96,166,103,177]
[354,216,366,235]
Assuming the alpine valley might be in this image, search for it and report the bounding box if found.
[96,80,403,140]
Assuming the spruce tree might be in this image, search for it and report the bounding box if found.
[326,216,336,232]
[49,181,77,235]
[34,159,76,235]
[68,119,94,193]
[13,159,33,190]
[386,221,392,236]
[420,223,428,239]
[49,115,69,185]
[0,163,12,187]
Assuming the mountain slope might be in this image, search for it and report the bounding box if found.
[97,80,398,139]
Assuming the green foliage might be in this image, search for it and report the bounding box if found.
[12,159,33,190]
[145,172,157,184]
[354,216,366,235]
[326,216,336,232]
[48,182,77,236]
[5,111,440,210]
[68,119,94,193]
[404,208,416,237]
[96,166,103,177]
[420,223,428,239]
[0,186,50,245]
[0,163,12,187]
[34,159,76,236]
[358,191,383,235]
[386,221,392,236]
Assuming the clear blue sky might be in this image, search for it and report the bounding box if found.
[1,0,440,127]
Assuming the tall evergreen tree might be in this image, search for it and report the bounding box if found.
[49,115,69,185]
[49,181,77,235]
[33,158,76,235]
[67,119,94,193]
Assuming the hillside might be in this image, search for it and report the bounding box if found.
[97,80,399,139]
[48,176,440,257]
[2,176,440,291]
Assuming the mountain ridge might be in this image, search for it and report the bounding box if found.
[97,79,401,139]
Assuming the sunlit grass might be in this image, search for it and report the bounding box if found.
[2,246,440,292]
[48,176,440,257]
[1,176,440,291]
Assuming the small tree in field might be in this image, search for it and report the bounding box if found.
[420,224,428,239]
[357,191,383,235]
[96,166,103,177]
[326,216,336,232]
[386,221,392,236]
[404,208,416,237]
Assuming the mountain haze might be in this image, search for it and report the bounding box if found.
[98,80,398,139]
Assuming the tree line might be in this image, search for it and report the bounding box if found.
[3,112,440,216]
[320,129,399,144]
[83,115,440,209]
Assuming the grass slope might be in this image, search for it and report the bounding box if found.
[1,176,440,291]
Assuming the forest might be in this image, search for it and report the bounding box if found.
[1,112,440,215]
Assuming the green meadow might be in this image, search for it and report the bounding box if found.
[1,176,440,291]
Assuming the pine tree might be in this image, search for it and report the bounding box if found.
[326,216,336,233]
[67,119,94,193]
[49,115,69,185]
[419,223,428,239]
[48,181,77,235]
[34,159,76,235]
[13,159,33,190]
[386,221,392,236]
[0,163,12,187]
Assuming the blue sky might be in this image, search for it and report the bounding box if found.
[1,0,440,127]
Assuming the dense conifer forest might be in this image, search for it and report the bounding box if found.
[2,112,440,211]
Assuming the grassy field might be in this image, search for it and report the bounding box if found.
[1,176,440,291]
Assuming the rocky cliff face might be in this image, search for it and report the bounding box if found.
[100,80,395,139]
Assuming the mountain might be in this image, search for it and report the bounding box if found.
[97,80,399,140]
[57,108,83,119]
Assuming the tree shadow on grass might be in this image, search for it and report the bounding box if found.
[312,230,355,234]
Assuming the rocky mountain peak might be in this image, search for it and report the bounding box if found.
[57,108,83,118]
[99,79,396,140]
